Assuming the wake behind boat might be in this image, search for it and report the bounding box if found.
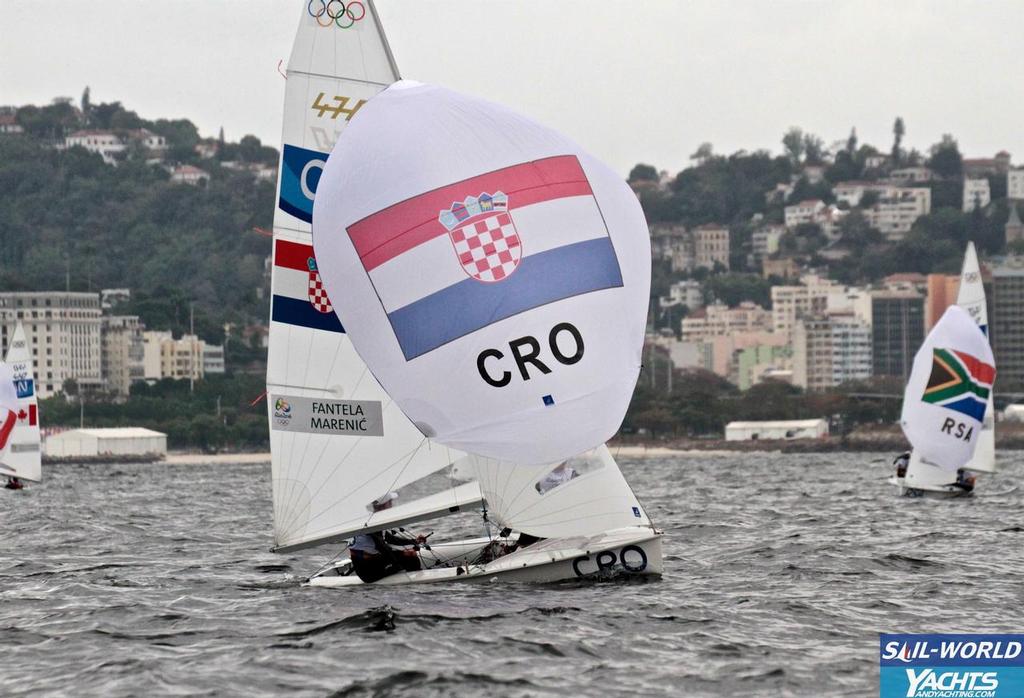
[267,2,661,586]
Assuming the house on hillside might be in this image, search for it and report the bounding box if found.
[170,164,210,186]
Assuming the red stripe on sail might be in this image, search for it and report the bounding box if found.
[0,410,15,450]
[274,239,316,272]
[953,350,995,385]
[347,155,593,272]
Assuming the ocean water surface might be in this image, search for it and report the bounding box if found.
[2,451,1022,697]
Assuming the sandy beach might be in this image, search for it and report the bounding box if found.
[165,452,272,465]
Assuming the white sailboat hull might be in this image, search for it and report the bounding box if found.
[307,528,663,587]
[888,475,972,499]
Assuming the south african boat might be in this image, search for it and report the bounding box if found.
[892,302,996,498]
[266,1,661,586]
[891,244,997,497]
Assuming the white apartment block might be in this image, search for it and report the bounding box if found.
[659,280,704,311]
[64,129,167,165]
[863,187,931,240]
[1008,169,1024,200]
[681,302,770,342]
[963,178,991,212]
[102,315,145,396]
[693,224,730,270]
[792,313,871,391]
[170,165,211,186]
[770,275,844,333]
[784,199,826,228]
[752,225,786,259]
[142,331,223,382]
[0,292,102,398]
[65,130,125,165]
[888,167,933,184]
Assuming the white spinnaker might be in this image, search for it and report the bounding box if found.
[900,305,995,471]
[465,445,651,539]
[0,324,41,482]
[312,82,651,465]
[956,242,996,474]
[268,2,461,551]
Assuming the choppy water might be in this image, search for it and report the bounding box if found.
[2,452,1022,697]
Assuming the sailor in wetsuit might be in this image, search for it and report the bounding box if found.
[893,452,910,479]
[4,477,24,490]
[954,468,976,493]
[348,492,427,583]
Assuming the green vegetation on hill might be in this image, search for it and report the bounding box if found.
[0,98,275,348]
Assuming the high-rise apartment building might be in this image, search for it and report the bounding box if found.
[0,292,102,397]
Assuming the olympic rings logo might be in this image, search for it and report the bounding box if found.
[308,0,366,29]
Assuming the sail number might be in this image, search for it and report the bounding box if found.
[477,322,584,388]
[572,544,648,577]
[311,93,366,121]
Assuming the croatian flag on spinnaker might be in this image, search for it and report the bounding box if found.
[346,155,623,360]
[271,239,344,333]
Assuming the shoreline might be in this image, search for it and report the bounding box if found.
[164,452,272,465]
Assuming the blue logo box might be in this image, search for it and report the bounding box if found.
[880,634,1024,698]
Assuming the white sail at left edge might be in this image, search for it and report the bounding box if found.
[0,323,42,483]
[267,2,465,551]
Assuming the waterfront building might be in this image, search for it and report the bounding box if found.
[0,292,103,398]
[101,315,145,396]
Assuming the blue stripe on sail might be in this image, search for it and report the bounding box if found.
[942,396,987,422]
[272,295,345,333]
[387,237,622,360]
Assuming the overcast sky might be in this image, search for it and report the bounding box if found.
[2,1,1022,176]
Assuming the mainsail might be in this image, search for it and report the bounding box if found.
[267,2,472,552]
[900,305,995,471]
[956,242,996,473]
[0,323,42,483]
[311,82,651,465]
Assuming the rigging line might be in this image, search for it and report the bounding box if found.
[367,438,430,528]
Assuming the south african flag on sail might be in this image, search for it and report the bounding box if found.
[921,348,995,421]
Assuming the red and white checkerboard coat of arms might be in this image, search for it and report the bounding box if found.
[307,257,333,313]
[442,192,522,283]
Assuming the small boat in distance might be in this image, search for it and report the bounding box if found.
[892,303,995,498]
[892,243,996,497]
[1,323,42,489]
